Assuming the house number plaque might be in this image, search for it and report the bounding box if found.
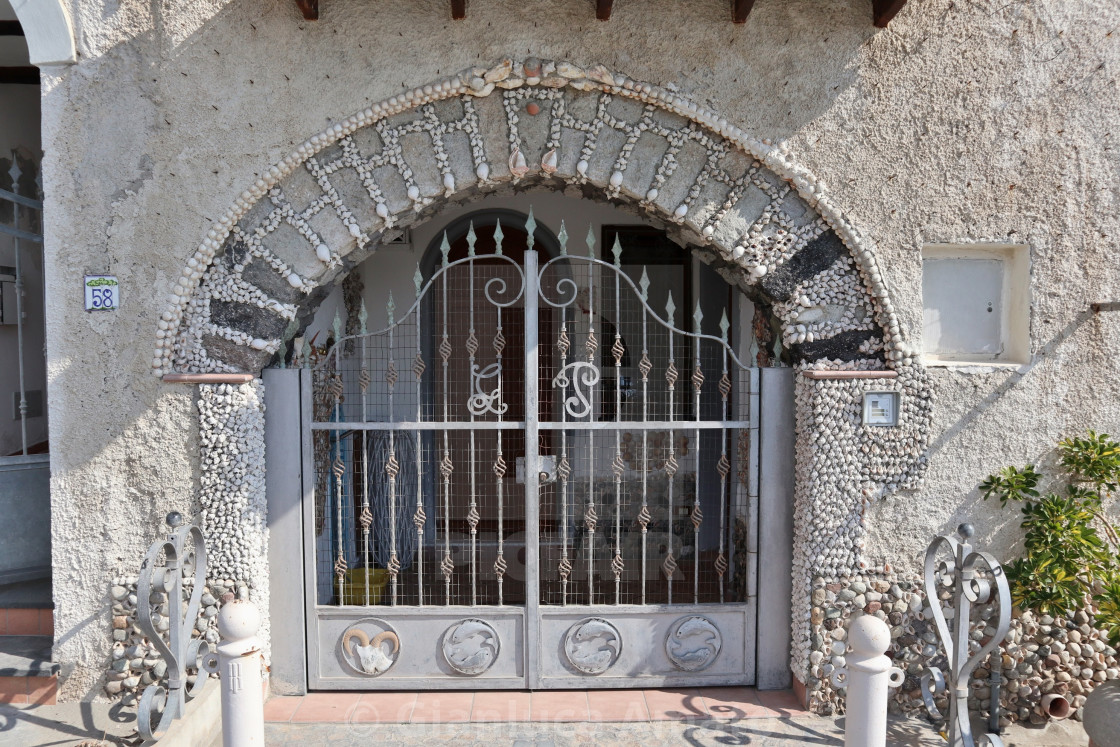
[85,275,119,311]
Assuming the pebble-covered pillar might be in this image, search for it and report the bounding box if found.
[198,380,271,659]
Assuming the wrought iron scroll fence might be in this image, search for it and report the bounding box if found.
[921,523,1011,747]
[135,512,212,744]
[304,211,757,611]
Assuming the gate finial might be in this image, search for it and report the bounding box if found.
[359,300,368,335]
[719,309,730,342]
[639,267,650,301]
[414,264,423,298]
[467,221,477,257]
[440,232,450,267]
[586,224,596,258]
[693,301,703,333]
[525,207,537,252]
[558,220,568,255]
[665,291,676,322]
[612,235,622,267]
[493,218,504,255]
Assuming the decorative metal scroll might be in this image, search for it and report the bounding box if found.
[468,362,508,417]
[135,512,211,744]
[552,360,600,419]
[921,524,1010,747]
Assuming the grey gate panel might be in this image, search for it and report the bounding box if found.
[301,218,759,690]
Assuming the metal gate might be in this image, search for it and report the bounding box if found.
[303,216,759,689]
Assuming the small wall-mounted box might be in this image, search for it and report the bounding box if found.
[922,244,1030,365]
[863,391,900,426]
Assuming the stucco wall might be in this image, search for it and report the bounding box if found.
[38,0,1120,699]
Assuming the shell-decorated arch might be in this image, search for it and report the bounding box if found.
[155,57,920,376]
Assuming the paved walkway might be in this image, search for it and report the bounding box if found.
[0,687,1092,746]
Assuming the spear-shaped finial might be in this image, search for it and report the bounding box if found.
[440,232,451,267]
[525,206,537,252]
[359,299,369,335]
[612,235,622,268]
[586,224,596,258]
[665,291,676,322]
[386,292,396,326]
[466,221,477,257]
[639,267,650,302]
[719,309,730,343]
[414,264,423,298]
[493,218,504,256]
[693,301,703,333]
[558,220,568,255]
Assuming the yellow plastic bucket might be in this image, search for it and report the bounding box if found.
[336,567,389,605]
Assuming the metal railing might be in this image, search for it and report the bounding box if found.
[1,158,43,456]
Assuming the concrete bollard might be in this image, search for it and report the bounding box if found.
[202,600,266,747]
[831,615,904,747]
[1082,680,1120,747]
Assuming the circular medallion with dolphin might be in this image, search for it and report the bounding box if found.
[563,617,623,675]
[442,618,501,675]
[665,615,722,671]
[339,619,401,676]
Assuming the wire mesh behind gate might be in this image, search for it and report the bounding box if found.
[309,214,756,613]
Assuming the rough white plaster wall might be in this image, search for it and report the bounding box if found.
[41,0,1120,698]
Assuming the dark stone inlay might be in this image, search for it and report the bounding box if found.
[201,334,270,374]
[221,237,250,271]
[791,328,884,365]
[209,300,286,340]
[241,259,304,305]
[759,230,848,303]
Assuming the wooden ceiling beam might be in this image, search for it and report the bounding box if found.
[295,0,319,20]
[872,0,907,28]
[596,0,613,21]
[451,0,466,20]
[732,0,757,24]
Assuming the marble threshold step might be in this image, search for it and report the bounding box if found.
[0,635,58,704]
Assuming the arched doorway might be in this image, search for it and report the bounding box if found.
[293,198,765,689]
[171,57,927,697]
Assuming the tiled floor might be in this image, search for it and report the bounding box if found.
[264,687,806,725]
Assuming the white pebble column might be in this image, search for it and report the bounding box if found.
[198,381,271,662]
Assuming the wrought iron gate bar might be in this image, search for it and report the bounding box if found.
[413,275,426,606]
[359,311,372,607]
[467,228,479,608]
[692,303,703,605]
[612,237,624,605]
[585,228,597,606]
[440,240,453,605]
